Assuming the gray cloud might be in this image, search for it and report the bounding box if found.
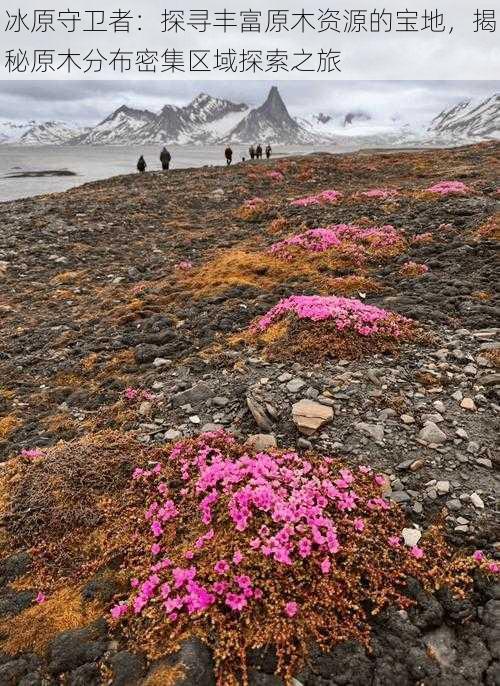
[0,79,498,127]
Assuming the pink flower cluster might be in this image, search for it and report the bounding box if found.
[291,190,342,207]
[111,433,422,625]
[253,295,410,338]
[361,188,399,200]
[176,260,193,271]
[426,181,470,195]
[21,448,43,460]
[124,388,156,402]
[268,224,402,260]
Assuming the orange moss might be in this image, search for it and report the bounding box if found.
[471,291,492,301]
[143,664,186,686]
[474,213,500,241]
[50,270,87,286]
[327,275,382,295]
[0,415,22,439]
[482,349,500,368]
[1,587,102,655]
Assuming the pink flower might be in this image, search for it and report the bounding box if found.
[233,550,243,565]
[473,550,485,562]
[151,520,163,537]
[185,550,194,559]
[254,588,263,600]
[235,575,252,590]
[213,581,228,595]
[110,603,128,619]
[358,465,372,474]
[298,537,312,558]
[35,592,46,604]
[410,546,424,559]
[374,474,386,486]
[353,517,365,532]
[488,562,499,574]
[130,577,140,588]
[151,543,161,556]
[284,601,298,617]
[21,448,42,460]
[225,593,247,611]
[214,560,230,575]
[320,558,331,575]
[388,536,400,548]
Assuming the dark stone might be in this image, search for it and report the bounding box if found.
[248,673,283,686]
[48,623,107,674]
[110,651,146,686]
[0,589,35,617]
[82,573,121,603]
[0,552,31,585]
[305,641,372,684]
[247,646,278,675]
[171,382,211,408]
[69,663,101,686]
[146,638,215,686]
[405,577,444,630]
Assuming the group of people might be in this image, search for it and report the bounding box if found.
[137,144,273,172]
[224,143,272,165]
[137,147,171,173]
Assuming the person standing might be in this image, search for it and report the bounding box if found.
[256,144,263,159]
[225,146,233,166]
[137,156,146,173]
[266,145,272,159]
[249,145,256,160]
[160,147,171,170]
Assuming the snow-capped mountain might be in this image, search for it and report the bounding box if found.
[0,120,34,144]
[73,106,156,145]
[429,94,499,140]
[225,86,314,144]
[0,119,87,145]
[19,121,87,145]
[1,89,498,148]
[76,94,248,145]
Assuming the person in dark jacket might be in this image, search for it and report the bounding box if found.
[137,156,146,173]
[265,145,272,159]
[256,144,263,159]
[160,147,171,170]
[225,147,233,166]
[249,145,256,160]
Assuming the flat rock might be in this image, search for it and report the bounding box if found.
[292,400,333,436]
[246,434,277,451]
[355,422,385,444]
[418,422,447,444]
[402,528,422,547]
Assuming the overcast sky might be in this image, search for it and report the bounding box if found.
[0,80,498,128]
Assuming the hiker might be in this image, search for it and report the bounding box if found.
[225,146,233,166]
[137,156,146,173]
[249,145,256,160]
[160,147,171,170]
[256,144,263,159]
[266,145,272,159]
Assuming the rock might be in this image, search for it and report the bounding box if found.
[200,423,224,433]
[446,498,462,511]
[212,397,229,407]
[452,390,463,402]
[152,357,171,368]
[48,624,107,674]
[476,457,492,468]
[470,492,485,509]
[110,651,146,686]
[460,397,476,411]
[410,459,425,472]
[278,372,293,383]
[297,438,312,450]
[402,528,422,547]
[479,373,500,386]
[0,589,35,617]
[138,401,152,416]
[292,400,333,436]
[436,481,450,495]
[418,422,447,444]
[401,414,415,424]
[391,491,411,503]
[433,400,446,414]
[246,396,273,432]
[0,552,31,585]
[456,428,468,439]
[155,637,215,686]
[165,429,182,441]
[172,382,211,408]
[246,434,277,451]
[286,378,306,393]
[355,422,384,444]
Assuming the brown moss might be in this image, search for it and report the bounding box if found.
[474,213,500,241]
[0,587,102,655]
[482,348,500,368]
